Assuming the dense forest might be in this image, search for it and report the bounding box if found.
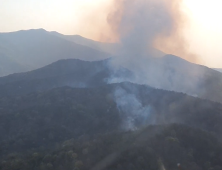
[1,124,222,170]
[1,81,222,170]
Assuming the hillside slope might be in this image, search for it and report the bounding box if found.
[110,54,222,103]
[1,82,222,155]
[0,59,132,96]
[1,55,222,103]
[1,124,222,170]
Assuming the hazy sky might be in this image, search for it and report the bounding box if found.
[1,0,222,68]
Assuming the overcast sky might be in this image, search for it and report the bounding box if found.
[1,0,222,68]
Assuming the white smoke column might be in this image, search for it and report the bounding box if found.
[103,0,205,129]
[105,0,203,97]
[114,86,153,130]
[108,0,187,65]
[106,0,182,85]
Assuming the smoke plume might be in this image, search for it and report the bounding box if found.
[104,0,203,96]
[106,0,197,63]
[102,1,204,130]
[114,86,153,130]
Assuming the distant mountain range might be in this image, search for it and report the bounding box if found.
[0,29,165,77]
[50,31,165,57]
[1,29,222,103]
[0,29,111,76]
[50,31,120,55]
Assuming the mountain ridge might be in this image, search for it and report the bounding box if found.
[0,29,111,76]
[50,31,119,55]
[1,29,222,104]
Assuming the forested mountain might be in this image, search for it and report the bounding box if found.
[1,119,222,170]
[1,55,222,104]
[1,61,222,170]
[1,82,222,157]
[1,30,222,170]
[0,59,132,96]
